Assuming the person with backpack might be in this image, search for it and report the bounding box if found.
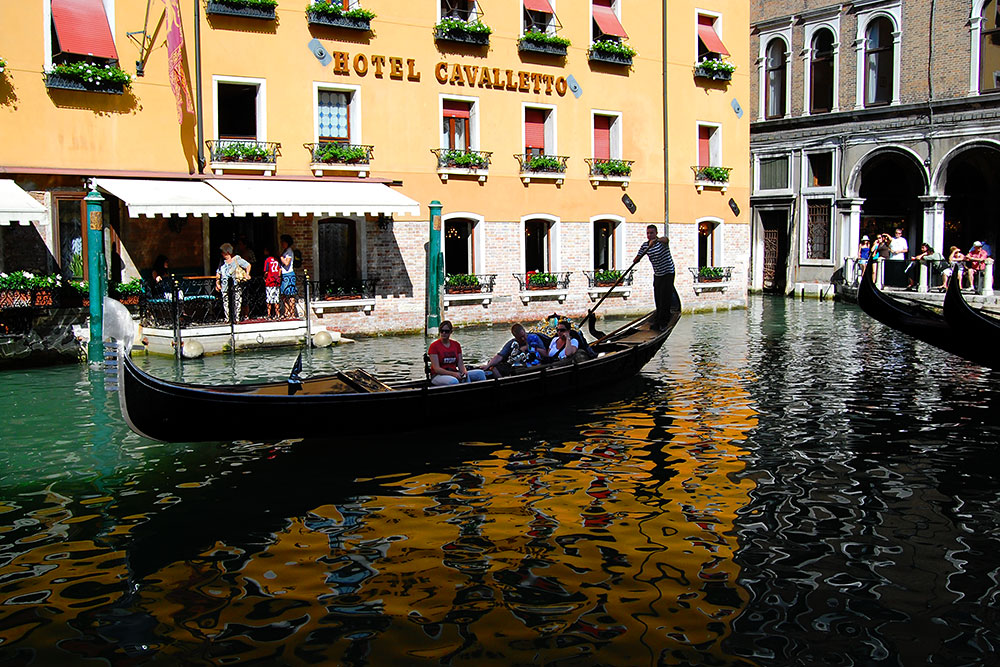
[263,247,281,319]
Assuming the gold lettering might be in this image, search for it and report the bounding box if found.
[463,65,480,86]
[543,74,555,94]
[517,71,530,92]
[478,67,492,88]
[555,76,568,96]
[531,72,543,94]
[492,68,502,87]
[407,58,421,81]
[389,56,404,79]
[450,63,465,85]
[332,51,350,75]
[353,53,368,77]
[372,55,386,78]
[435,61,449,83]
[505,69,516,90]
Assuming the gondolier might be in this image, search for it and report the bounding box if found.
[634,224,680,330]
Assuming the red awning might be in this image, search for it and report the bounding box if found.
[697,22,730,56]
[593,4,628,38]
[524,0,555,14]
[51,0,118,60]
[443,100,470,118]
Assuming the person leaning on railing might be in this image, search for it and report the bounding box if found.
[215,242,251,322]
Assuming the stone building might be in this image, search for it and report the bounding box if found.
[749,0,1000,293]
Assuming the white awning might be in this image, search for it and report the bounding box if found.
[93,178,235,217]
[0,179,47,225]
[205,179,421,218]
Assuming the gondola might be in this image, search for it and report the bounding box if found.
[108,301,680,443]
[943,271,1000,348]
[857,260,998,369]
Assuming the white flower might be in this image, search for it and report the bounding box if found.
[24,272,34,279]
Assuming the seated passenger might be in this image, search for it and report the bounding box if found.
[547,319,579,361]
[481,323,546,377]
[428,320,487,386]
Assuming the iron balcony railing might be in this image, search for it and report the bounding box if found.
[206,139,281,164]
[515,153,570,174]
[444,274,497,294]
[691,165,733,183]
[583,269,635,288]
[514,271,572,290]
[585,157,634,178]
[688,266,735,282]
[141,276,308,328]
[432,148,493,170]
[305,143,374,165]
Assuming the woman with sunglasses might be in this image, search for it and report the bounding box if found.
[428,320,487,386]
[547,320,579,361]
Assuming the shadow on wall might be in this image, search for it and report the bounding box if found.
[0,71,17,108]
[0,223,59,275]
[370,222,413,298]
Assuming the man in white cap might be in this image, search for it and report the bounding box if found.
[966,241,988,291]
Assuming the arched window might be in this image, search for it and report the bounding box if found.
[864,17,893,106]
[981,0,1000,92]
[444,218,474,275]
[765,39,787,119]
[810,29,835,113]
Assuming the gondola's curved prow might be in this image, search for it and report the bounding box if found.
[102,296,161,441]
[943,276,1000,369]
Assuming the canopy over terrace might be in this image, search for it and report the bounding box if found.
[93,178,421,219]
[0,179,46,225]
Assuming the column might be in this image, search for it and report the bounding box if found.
[918,195,948,254]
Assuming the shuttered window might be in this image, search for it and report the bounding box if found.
[698,125,712,166]
[593,0,628,38]
[594,115,612,160]
[697,15,729,57]
[51,0,118,60]
[759,157,788,190]
[525,108,546,155]
[442,100,471,150]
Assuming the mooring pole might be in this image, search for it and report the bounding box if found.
[304,269,312,346]
[426,200,443,335]
[85,189,107,363]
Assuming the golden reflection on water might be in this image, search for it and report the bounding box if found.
[0,373,759,665]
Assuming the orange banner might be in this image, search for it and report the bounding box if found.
[161,0,194,123]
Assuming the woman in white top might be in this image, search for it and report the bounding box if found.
[547,320,579,360]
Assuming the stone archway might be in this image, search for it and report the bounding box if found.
[935,142,1000,267]
[853,148,927,245]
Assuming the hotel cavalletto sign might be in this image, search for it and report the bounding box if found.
[322,50,571,97]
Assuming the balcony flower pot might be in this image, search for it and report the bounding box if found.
[32,288,56,307]
[694,65,733,81]
[518,32,570,56]
[45,62,131,95]
[0,289,31,308]
[589,41,636,66]
[306,4,375,30]
[206,0,277,20]
[435,19,492,46]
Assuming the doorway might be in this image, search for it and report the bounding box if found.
[760,210,788,292]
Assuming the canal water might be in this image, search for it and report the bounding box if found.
[1,297,998,665]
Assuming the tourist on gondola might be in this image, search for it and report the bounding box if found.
[428,320,487,386]
[215,243,251,322]
[941,246,966,291]
[547,320,579,361]
[634,224,679,331]
[480,323,546,377]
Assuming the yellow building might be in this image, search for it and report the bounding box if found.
[0,0,748,339]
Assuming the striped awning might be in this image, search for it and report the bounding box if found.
[0,180,46,225]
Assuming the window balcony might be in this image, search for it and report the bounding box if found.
[309,277,380,315]
[207,140,281,176]
[305,143,374,177]
[583,269,634,300]
[435,20,492,47]
[691,165,732,193]
[443,273,497,308]
[205,0,277,20]
[588,40,636,67]
[586,158,633,189]
[694,59,736,82]
[306,4,374,31]
[515,153,569,185]
[514,271,571,304]
[688,266,734,294]
[432,148,492,182]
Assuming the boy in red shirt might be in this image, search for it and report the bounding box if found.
[263,248,281,319]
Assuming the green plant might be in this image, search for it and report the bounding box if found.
[217,0,279,8]
[112,278,145,296]
[590,39,637,58]
[697,166,731,182]
[48,61,132,86]
[314,143,367,163]
[306,1,375,20]
[528,272,557,287]
[441,149,487,168]
[436,18,492,35]
[0,58,7,71]
[520,31,571,48]
[324,284,360,298]
[697,57,736,74]
[71,280,89,294]
[216,142,271,161]
[0,271,62,289]
[594,269,622,283]
[525,155,563,172]
[446,273,481,288]
[593,159,632,176]
[698,266,725,280]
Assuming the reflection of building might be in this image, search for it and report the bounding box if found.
[1,0,748,337]
[750,1,1000,294]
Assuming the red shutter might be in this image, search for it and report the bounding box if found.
[593,0,628,38]
[443,100,471,118]
[697,15,730,56]
[525,109,546,151]
[594,116,611,160]
[698,126,712,166]
[51,0,119,60]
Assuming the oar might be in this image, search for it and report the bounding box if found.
[578,255,643,339]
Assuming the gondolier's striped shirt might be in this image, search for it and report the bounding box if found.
[637,240,675,276]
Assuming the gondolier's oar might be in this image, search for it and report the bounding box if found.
[578,255,643,339]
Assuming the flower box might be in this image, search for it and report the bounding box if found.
[322,294,363,301]
[33,289,56,307]
[518,39,568,57]
[306,11,372,31]
[45,73,125,95]
[694,65,733,81]
[206,0,277,20]
[0,289,32,309]
[589,50,633,66]
[445,285,480,294]
[435,27,490,46]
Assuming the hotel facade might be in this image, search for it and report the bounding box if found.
[0,0,748,339]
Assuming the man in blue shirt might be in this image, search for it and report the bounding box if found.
[481,323,546,377]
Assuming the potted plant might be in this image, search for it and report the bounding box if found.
[593,269,623,287]
[313,143,369,164]
[589,39,636,66]
[215,141,272,162]
[697,266,725,282]
[45,61,132,94]
[592,159,632,177]
[0,271,37,308]
[323,285,361,300]
[695,165,731,183]
[525,155,564,172]
[29,273,61,306]
[518,31,571,56]
[69,280,89,307]
[112,278,145,305]
[441,149,488,169]
[694,57,736,81]
[527,271,557,290]
[206,0,278,19]
[445,273,481,294]
[435,17,492,46]
[306,1,375,30]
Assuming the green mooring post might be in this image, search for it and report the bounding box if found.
[426,200,443,335]
[86,189,107,363]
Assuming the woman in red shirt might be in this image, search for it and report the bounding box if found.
[428,320,487,386]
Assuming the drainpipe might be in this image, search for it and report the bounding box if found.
[194,0,205,173]
[662,3,669,233]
